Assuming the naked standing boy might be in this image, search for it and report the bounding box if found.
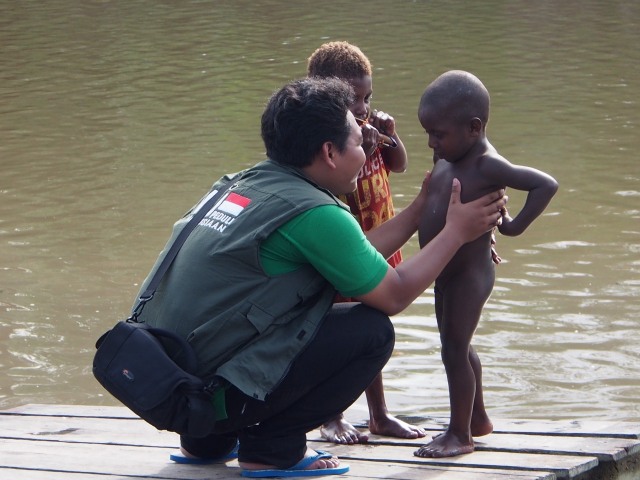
[416,70,558,458]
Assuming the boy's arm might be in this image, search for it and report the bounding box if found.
[486,158,558,237]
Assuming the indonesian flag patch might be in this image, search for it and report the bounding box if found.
[198,191,252,233]
[218,192,252,216]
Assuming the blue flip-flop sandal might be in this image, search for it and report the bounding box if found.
[241,450,349,478]
[170,440,239,464]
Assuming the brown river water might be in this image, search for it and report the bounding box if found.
[1,0,638,424]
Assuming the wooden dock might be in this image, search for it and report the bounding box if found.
[1,404,639,479]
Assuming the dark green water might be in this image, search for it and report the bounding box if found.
[1,0,638,423]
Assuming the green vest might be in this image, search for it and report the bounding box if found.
[136,160,348,400]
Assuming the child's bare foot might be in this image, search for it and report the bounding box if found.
[369,413,427,439]
[320,417,369,444]
[413,431,474,458]
[239,448,342,473]
[470,412,493,437]
[428,412,492,442]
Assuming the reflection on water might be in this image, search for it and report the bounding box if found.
[1,0,638,423]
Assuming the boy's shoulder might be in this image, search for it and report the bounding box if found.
[475,144,513,174]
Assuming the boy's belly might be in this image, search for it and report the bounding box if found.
[438,232,494,283]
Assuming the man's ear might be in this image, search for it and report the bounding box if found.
[470,117,483,137]
[323,141,338,169]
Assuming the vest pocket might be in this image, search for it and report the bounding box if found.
[188,302,275,373]
[245,303,276,332]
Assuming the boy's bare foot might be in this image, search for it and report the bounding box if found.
[431,410,493,440]
[320,417,369,444]
[413,431,474,458]
[470,413,493,437]
[369,413,427,439]
[239,447,341,472]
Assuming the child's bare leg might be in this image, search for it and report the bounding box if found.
[469,345,493,437]
[430,346,492,441]
[366,372,427,439]
[415,271,492,458]
[415,338,476,457]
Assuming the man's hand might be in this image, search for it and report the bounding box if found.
[445,178,507,245]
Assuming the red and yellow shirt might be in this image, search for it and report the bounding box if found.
[339,147,402,267]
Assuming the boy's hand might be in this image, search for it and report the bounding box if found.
[497,207,515,236]
[370,110,396,137]
[491,230,502,264]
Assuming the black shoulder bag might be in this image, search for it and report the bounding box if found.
[92,185,229,438]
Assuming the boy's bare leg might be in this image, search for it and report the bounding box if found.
[321,372,426,444]
[469,345,493,437]
[415,342,476,457]
[366,372,427,439]
[415,273,492,458]
[429,346,493,441]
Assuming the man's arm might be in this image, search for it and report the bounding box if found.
[359,179,507,315]
[364,173,429,259]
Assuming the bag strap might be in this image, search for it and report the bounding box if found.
[129,183,231,321]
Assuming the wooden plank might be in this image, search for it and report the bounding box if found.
[315,430,640,462]
[0,466,555,480]
[474,432,640,462]
[371,414,640,439]
[11,405,640,480]
[11,405,637,439]
[0,438,554,480]
[5,405,639,439]
[0,415,555,479]
[0,470,134,480]
[424,417,640,439]
[323,460,556,479]
[0,413,178,448]
[0,404,137,419]
[6,414,634,466]
[0,438,238,479]
[319,443,597,479]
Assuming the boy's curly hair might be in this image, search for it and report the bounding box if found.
[307,41,372,79]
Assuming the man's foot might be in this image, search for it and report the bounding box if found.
[369,413,427,439]
[413,431,474,458]
[320,417,369,444]
[239,448,348,477]
[171,441,238,464]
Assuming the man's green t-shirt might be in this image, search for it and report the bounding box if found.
[260,205,389,298]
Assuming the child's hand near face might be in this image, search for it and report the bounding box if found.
[361,123,381,157]
[370,110,396,137]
